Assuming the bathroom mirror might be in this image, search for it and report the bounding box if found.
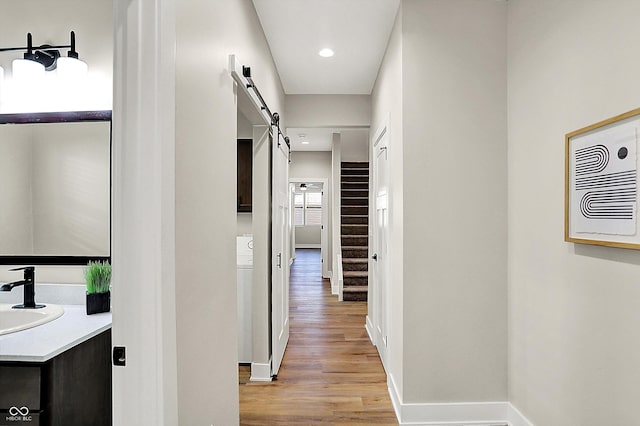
[0,111,111,265]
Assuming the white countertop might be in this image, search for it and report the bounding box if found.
[0,305,112,362]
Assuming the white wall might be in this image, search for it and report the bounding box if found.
[402,0,507,403]
[340,129,369,162]
[371,0,508,409]
[290,151,332,178]
[371,2,404,400]
[0,126,33,256]
[285,94,371,127]
[32,122,110,256]
[295,226,321,246]
[507,1,640,424]
[174,0,285,423]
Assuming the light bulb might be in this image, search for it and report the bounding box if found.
[12,59,45,82]
[318,48,334,58]
[56,57,88,79]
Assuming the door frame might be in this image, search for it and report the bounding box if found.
[289,177,330,278]
[369,120,390,370]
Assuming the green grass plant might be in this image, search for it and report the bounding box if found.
[85,261,111,294]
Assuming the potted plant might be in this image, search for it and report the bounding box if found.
[85,261,111,315]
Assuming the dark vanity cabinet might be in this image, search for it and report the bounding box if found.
[237,139,253,212]
[0,330,112,426]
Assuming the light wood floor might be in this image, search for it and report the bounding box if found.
[239,249,398,425]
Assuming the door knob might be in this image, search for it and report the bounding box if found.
[372,253,378,261]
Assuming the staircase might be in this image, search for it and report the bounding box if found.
[341,161,369,302]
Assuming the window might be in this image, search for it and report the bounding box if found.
[294,192,322,226]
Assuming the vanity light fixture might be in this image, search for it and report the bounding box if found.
[0,31,87,80]
[318,48,334,58]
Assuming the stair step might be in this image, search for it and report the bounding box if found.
[342,189,368,198]
[342,236,368,246]
[341,205,367,215]
[342,258,368,271]
[343,286,368,302]
[340,168,369,176]
[344,270,368,278]
[341,224,368,235]
[344,274,368,285]
[342,258,368,264]
[343,285,368,292]
[342,215,368,225]
[341,175,369,183]
[341,182,368,190]
[342,246,368,258]
[341,161,369,169]
[341,197,369,206]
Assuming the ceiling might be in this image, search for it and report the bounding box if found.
[288,127,369,151]
[252,0,400,95]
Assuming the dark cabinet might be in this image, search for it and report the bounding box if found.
[0,330,112,426]
[237,139,253,212]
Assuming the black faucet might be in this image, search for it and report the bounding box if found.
[0,266,45,309]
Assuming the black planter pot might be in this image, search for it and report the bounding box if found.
[86,291,111,315]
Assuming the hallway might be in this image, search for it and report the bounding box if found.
[239,249,397,425]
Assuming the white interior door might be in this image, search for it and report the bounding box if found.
[372,127,389,369]
[272,129,290,376]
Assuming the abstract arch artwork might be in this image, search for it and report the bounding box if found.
[566,108,640,249]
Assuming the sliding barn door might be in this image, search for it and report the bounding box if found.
[271,130,290,376]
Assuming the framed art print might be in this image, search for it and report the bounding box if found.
[565,108,640,249]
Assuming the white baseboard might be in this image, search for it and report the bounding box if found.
[331,275,338,295]
[365,315,375,344]
[388,375,533,426]
[295,244,321,249]
[250,362,272,382]
[506,404,534,426]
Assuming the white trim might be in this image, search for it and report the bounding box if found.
[365,315,375,344]
[507,404,534,426]
[336,252,343,299]
[388,375,534,426]
[295,243,321,249]
[229,55,271,127]
[250,361,273,382]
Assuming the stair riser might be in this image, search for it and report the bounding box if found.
[344,277,369,286]
[342,262,368,272]
[341,225,368,235]
[342,190,368,198]
[342,237,368,246]
[343,292,367,302]
[341,206,368,215]
[342,161,369,169]
[342,249,368,258]
[342,175,369,183]
[341,168,369,176]
[342,198,369,206]
[341,216,368,225]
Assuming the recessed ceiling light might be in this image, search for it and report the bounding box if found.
[318,48,334,58]
[301,141,310,145]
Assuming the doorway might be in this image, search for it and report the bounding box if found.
[289,178,329,278]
